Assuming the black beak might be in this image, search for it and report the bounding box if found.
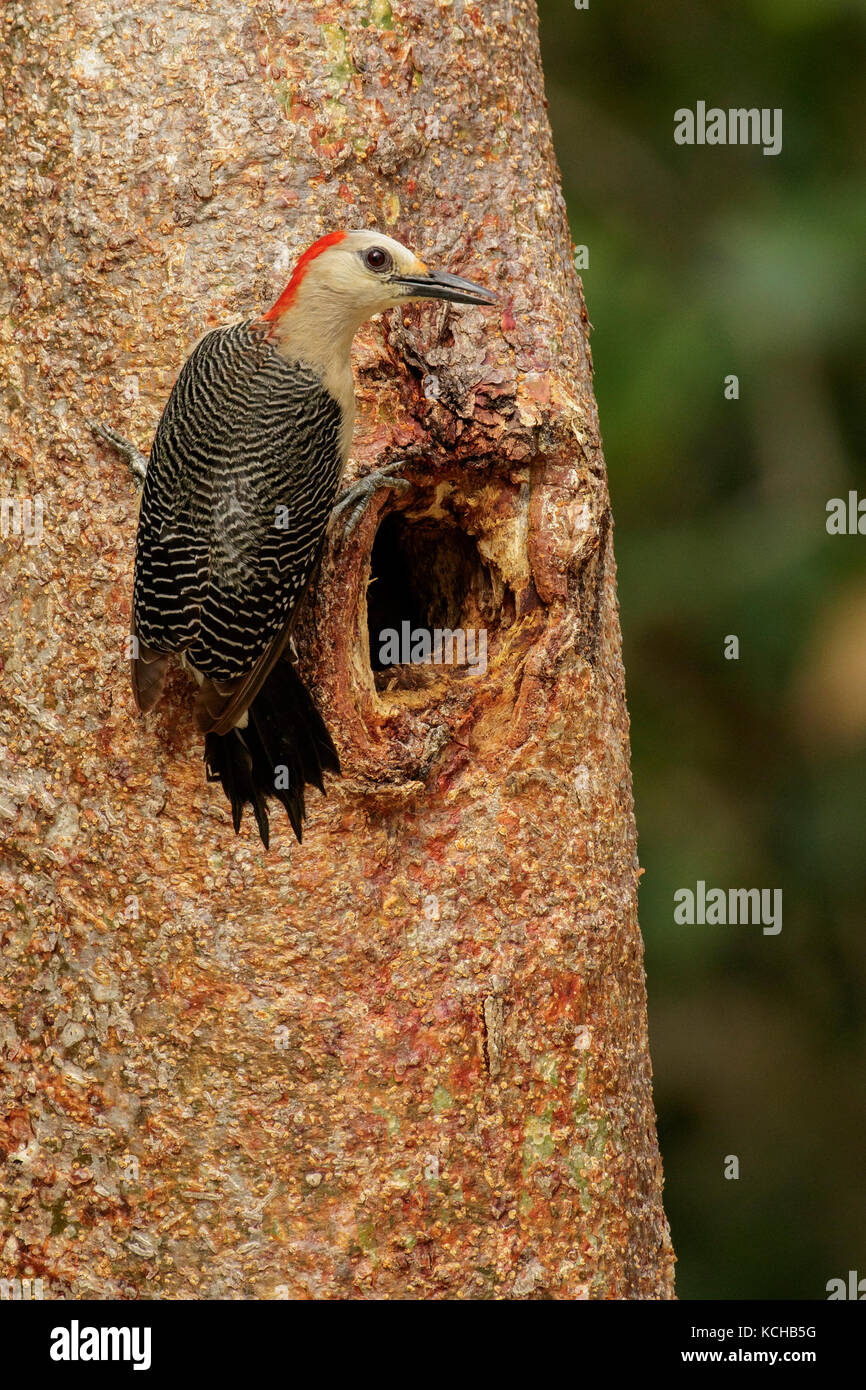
[394,268,497,306]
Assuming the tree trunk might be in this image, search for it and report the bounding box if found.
[0,0,674,1299]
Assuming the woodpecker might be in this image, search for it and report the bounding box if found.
[121,229,495,847]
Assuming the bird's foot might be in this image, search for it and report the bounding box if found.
[330,461,411,541]
[89,419,149,484]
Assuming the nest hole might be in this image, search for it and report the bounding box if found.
[367,510,503,691]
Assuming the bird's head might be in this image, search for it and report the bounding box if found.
[263,229,496,342]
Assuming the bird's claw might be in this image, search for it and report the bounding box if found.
[330,462,411,542]
[89,418,149,484]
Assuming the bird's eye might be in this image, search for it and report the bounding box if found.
[363,247,392,273]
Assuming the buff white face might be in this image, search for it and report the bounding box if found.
[265,228,496,334]
[312,230,496,313]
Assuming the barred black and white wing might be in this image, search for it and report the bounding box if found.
[132,319,344,713]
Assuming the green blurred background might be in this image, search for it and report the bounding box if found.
[538,0,866,1298]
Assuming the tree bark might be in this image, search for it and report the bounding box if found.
[0,0,675,1299]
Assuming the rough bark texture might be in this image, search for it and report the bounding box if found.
[0,0,675,1299]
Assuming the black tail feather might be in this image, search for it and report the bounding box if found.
[204,658,340,847]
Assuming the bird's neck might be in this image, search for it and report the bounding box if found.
[269,287,363,393]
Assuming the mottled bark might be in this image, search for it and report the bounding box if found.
[0,0,674,1299]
